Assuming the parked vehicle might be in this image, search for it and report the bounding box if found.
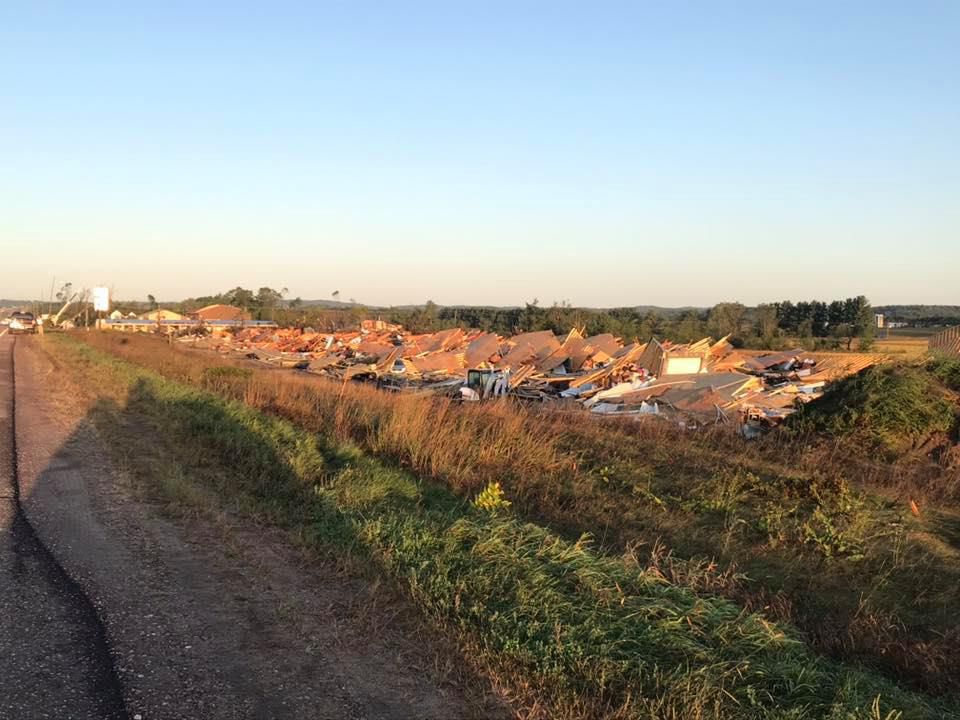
[9,311,37,334]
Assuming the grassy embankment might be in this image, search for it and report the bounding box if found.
[54,336,960,717]
[69,332,960,697]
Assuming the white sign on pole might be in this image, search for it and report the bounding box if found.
[92,287,110,312]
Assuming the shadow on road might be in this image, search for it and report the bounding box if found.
[0,335,128,719]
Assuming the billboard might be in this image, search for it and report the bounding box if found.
[92,287,110,312]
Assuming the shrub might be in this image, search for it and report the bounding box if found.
[473,481,512,513]
[927,355,960,392]
[789,365,955,455]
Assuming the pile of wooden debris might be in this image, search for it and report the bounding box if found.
[180,325,887,432]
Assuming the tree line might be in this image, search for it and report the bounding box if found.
[385,296,875,350]
[159,286,878,350]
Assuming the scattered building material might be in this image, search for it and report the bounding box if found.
[115,320,893,434]
[930,326,960,356]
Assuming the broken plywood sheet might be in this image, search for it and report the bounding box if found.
[536,346,572,373]
[356,341,395,356]
[504,331,561,361]
[803,352,886,381]
[566,338,594,371]
[498,343,538,369]
[661,386,726,414]
[637,339,666,376]
[410,351,465,374]
[535,328,589,372]
[465,332,501,367]
[618,372,760,405]
[585,334,621,358]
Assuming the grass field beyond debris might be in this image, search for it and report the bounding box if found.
[44,333,960,719]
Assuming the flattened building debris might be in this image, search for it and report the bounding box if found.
[175,323,887,433]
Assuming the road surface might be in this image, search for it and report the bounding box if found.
[0,333,126,718]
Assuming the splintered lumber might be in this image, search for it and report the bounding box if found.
[508,364,538,389]
[569,365,614,388]
[376,346,403,373]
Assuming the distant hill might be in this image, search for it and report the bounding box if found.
[309,302,708,315]
[875,305,960,321]
[632,305,706,317]
[298,299,369,309]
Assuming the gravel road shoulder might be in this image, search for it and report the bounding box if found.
[14,336,504,719]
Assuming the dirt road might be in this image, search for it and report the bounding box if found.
[1,334,497,719]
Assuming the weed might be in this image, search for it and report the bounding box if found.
[473,482,512,513]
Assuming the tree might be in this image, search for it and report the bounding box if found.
[638,312,661,341]
[674,310,706,343]
[849,295,875,350]
[776,300,795,333]
[518,299,545,333]
[707,302,746,339]
[828,300,845,329]
[226,287,256,311]
[409,300,439,333]
[832,322,853,348]
[56,282,73,304]
[255,287,284,320]
[147,294,157,310]
[812,301,830,337]
[754,304,779,342]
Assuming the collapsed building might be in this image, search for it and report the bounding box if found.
[181,325,887,433]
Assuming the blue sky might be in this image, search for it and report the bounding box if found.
[2,2,957,306]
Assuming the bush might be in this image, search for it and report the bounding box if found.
[789,365,956,455]
[927,355,960,392]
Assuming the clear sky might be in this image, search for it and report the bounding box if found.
[2,2,957,307]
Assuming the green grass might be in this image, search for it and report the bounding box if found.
[788,364,956,456]
[46,334,960,719]
[927,355,960,393]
